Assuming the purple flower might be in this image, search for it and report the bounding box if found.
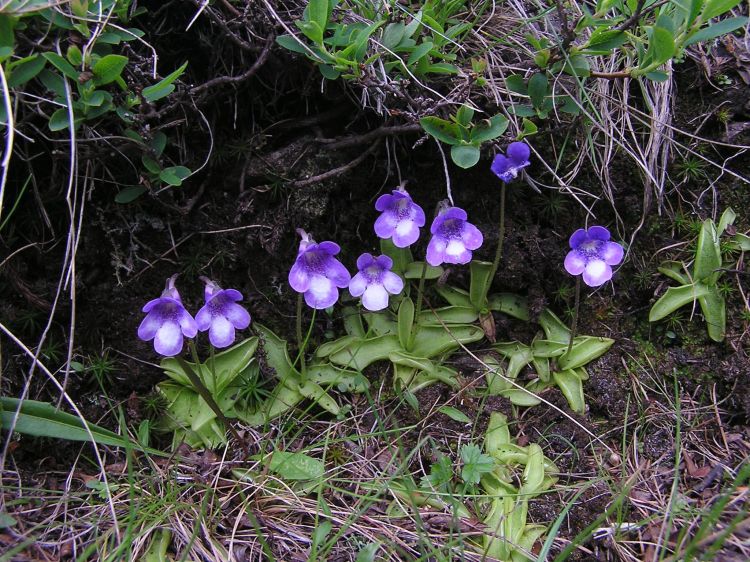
[426,205,483,266]
[349,253,404,311]
[288,229,351,309]
[374,187,426,248]
[195,278,251,348]
[564,226,624,287]
[137,275,198,356]
[491,142,531,183]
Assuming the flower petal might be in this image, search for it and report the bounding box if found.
[361,284,389,311]
[289,260,311,292]
[305,276,338,309]
[392,219,420,247]
[374,211,398,239]
[429,213,447,235]
[426,237,447,266]
[587,226,610,241]
[137,311,161,341]
[582,259,612,287]
[221,288,243,302]
[318,241,341,255]
[462,222,484,250]
[375,254,394,270]
[324,257,351,288]
[569,229,587,249]
[142,297,165,313]
[195,305,212,331]
[375,193,395,212]
[209,315,235,348]
[491,154,510,178]
[444,239,472,264]
[411,202,426,227]
[601,241,624,266]
[564,250,586,275]
[225,303,251,329]
[356,253,376,270]
[382,271,404,295]
[178,308,198,338]
[349,272,367,297]
[506,142,530,166]
[442,207,468,222]
[154,320,183,356]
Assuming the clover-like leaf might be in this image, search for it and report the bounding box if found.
[460,443,495,485]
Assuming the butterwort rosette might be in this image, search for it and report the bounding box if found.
[195,278,251,348]
[137,275,198,356]
[289,229,351,309]
[491,141,531,183]
[349,253,404,311]
[564,226,624,287]
[374,187,426,248]
[426,204,484,266]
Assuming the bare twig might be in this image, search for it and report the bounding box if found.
[285,140,381,189]
[190,34,274,95]
[315,123,421,150]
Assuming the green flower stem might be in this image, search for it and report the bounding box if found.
[179,345,241,444]
[487,182,507,295]
[294,294,316,381]
[565,276,581,357]
[296,293,306,377]
[411,260,429,346]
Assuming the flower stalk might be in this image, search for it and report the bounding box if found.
[565,276,581,357]
[296,292,307,377]
[410,260,429,348]
[179,344,241,444]
[487,182,507,291]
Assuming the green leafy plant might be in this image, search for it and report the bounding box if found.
[118,129,192,203]
[436,259,530,340]
[649,208,749,342]
[238,324,368,427]
[506,73,580,119]
[156,337,260,448]
[420,105,509,168]
[480,413,558,561]
[483,308,614,413]
[316,240,484,394]
[276,0,471,81]
[0,397,158,453]
[529,0,748,81]
[386,413,558,561]
[1,1,189,203]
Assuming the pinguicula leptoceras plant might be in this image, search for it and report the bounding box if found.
[563,225,624,354]
[289,229,351,309]
[196,277,252,348]
[138,275,251,441]
[138,274,198,356]
[374,186,425,248]
[491,141,531,184]
[426,203,484,266]
[288,229,350,375]
[487,141,531,290]
[564,226,624,287]
[349,253,404,311]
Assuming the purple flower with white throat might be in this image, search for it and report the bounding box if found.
[374,187,425,248]
[289,229,351,309]
[564,226,624,287]
[138,275,198,356]
[491,141,531,183]
[349,253,404,311]
[426,204,483,266]
[195,278,251,348]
